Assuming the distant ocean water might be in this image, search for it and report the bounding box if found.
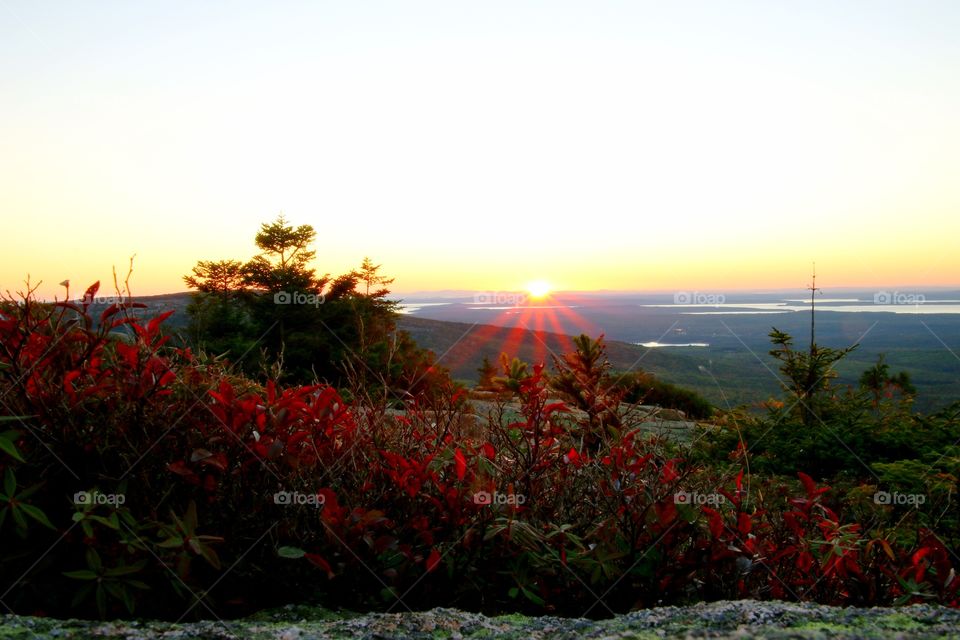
[642,301,960,315]
[637,342,710,348]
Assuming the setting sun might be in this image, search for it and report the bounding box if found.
[526,280,552,299]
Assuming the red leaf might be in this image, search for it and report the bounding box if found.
[81,281,100,308]
[63,370,81,398]
[167,460,191,475]
[147,310,175,336]
[482,442,495,460]
[200,453,228,472]
[661,459,679,482]
[797,471,829,498]
[737,512,753,535]
[100,303,121,324]
[912,547,932,566]
[294,433,315,450]
[454,448,466,481]
[798,471,816,496]
[655,500,678,527]
[702,507,725,538]
[116,342,140,369]
[305,553,335,578]
[203,474,217,493]
[426,547,442,572]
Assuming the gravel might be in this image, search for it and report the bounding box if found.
[4,600,960,639]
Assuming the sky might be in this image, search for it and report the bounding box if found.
[2,0,959,299]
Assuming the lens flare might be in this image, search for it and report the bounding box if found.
[526,280,551,299]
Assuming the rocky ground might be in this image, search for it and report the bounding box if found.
[4,600,960,639]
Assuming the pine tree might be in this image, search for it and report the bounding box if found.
[476,356,497,390]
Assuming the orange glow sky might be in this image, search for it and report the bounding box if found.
[2,1,959,300]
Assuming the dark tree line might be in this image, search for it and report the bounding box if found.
[184,215,445,394]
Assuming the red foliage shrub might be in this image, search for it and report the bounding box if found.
[0,285,956,619]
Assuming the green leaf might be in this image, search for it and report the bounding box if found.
[95,584,107,618]
[157,536,183,548]
[63,570,98,581]
[0,430,24,462]
[3,468,15,496]
[104,582,126,600]
[105,562,146,577]
[184,501,198,532]
[20,503,54,529]
[71,583,95,607]
[121,587,135,614]
[86,548,103,572]
[11,505,27,530]
[521,586,545,606]
[277,546,307,559]
[197,543,221,570]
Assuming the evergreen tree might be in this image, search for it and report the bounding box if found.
[184,214,443,393]
[476,356,497,390]
[549,334,625,447]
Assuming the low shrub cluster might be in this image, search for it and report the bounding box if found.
[1,285,957,620]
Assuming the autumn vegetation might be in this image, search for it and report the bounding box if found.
[1,216,958,620]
